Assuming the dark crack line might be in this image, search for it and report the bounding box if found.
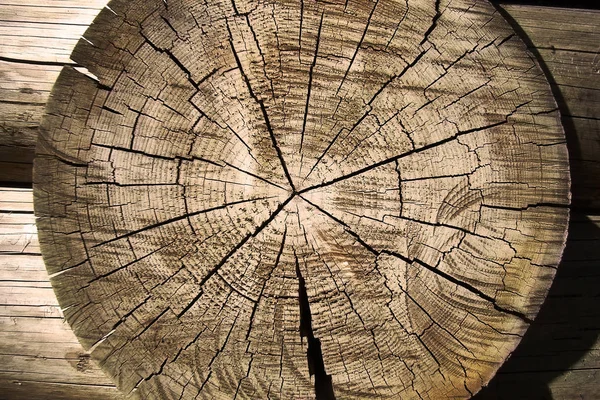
[195,313,240,391]
[300,12,324,153]
[91,196,274,249]
[389,253,532,324]
[335,0,379,96]
[141,23,275,174]
[188,93,261,164]
[37,135,87,167]
[301,196,532,324]
[300,198,474,354]
[86,241,175,284]
[245,227,287,340]
[215,271,258,304]
[385,0,409,50]
[395,160,404,216]
[294,252,336,400]
[420,0,442,46]
[140,31,199,90]
[223,161,288,191]
[92,141,223,167]
[0,55,78,67]
[399,275,476,356]
[298,0,305,63]
[306,230,401,386]
[482,202,570,211]
[227,22,296,192]
[177,194,294,318]
[301,119,511,194]
[303,47,430,182]
[241,13,276,99]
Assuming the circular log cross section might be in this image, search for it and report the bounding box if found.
[34,0,570,399]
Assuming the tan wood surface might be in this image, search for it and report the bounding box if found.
[2,192,598,399]
[2,3,598,205]
[474,5,600,400]
[0,187,124,400]
[31,0,570,399]
[499,5,600,211]
[0,1,598,400]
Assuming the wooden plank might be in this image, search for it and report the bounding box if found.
[478,369,600,399]
[0,60,57,185]
[0,0,107,9]
[0,330,84,360]
[0,312,119,393]
[0,230,121,397]
[0,190,37,253]
[501,5,600,53]
[0,355,115,386]
[554,85,600,120]
[0,223,37,235]
[0,61,63,87]
[0,204,34,213]
[0,212,35,225]
[537,49,600,91]
[0,102,43,151]
[0,161,34,185]
[0,285,58,306]
[0,254,47,283]
[0,233,40,254]
[0,192,33,206]
[0,378,125,400]
[0,6,103,25]
[0,22,88,43]
[0,184,121,397]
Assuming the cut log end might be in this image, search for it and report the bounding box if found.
[33,0,570,399]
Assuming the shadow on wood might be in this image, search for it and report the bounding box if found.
[475,6,600,399]
[475,215,600,399]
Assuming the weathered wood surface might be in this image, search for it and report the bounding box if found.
[496,5,600,211]
[4,204,600,399]
[32,0,570,399]
[473,5,600,399]
[2,3,598,208]
[0,1,106,185]
[0,2,597,400]
[0,188,124,400]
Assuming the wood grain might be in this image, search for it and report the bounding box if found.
[32,1,570,399]
[0,187,124,400]
[500,5,600,210]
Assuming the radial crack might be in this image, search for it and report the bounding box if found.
[91,197,274,249]
[335,0,379,96]
[227,22,296,192]
[301,117,517,194]
[295,252,336,400]
[177,194,294,318]
[302,196,532,324]
[304,48,431,181]
[300,12,324,153]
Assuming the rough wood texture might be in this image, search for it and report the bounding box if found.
[32,0,569,399]
[4,2,597,199]
[499,5,600,211]
[0,188,124,400]
[6,194,600,399]
[0,1,106,185]
[473,6,600,399]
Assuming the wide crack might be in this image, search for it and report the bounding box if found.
[295,251,336,400]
